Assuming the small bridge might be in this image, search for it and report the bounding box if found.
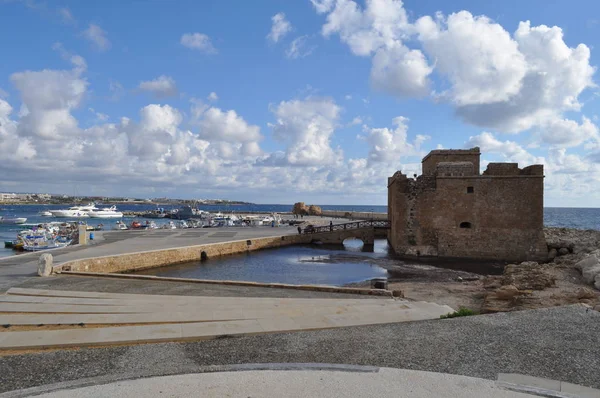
[302,220,390,246]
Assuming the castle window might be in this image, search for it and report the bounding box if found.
[459,222,472,229]
[467,186,474,193]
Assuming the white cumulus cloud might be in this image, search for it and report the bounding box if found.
[269,97,342,166]
[138,75,178,98]
[361,116,429,164]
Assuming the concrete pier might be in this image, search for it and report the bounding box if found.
[0,226,303,293]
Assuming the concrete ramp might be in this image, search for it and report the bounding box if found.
[0,288,454,351]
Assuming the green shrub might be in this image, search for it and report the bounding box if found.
[440,307,477,319]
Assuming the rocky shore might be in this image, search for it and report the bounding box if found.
[375,227,600,313]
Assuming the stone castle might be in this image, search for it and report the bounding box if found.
[387,147,548,262]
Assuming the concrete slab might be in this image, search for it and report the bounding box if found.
[6,287,390,303]
[498,373,561,391]
[14,367,538,398]
[560,382,600,398]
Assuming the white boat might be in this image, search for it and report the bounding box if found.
[39,211,53,217]
[0,216,27,224]
[115,221,128,230]
[22,236,71,251]
[50,203,97,218]
[87,205,123,218]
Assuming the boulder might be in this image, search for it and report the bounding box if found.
[594,305,600,312]
[575,255,599,271]
[37,253,53,277]
[576,287,597,300]
[495,285,521,300]
[292,202,309,215]
[548,248,557,260]
[582,265,600,284]
[501,263,555,290]
[596,274,600,291]
[308,205,322,216]
[576,254,600,284]
[544,227,600,254]
[558,248,570,256]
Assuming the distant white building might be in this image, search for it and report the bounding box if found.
[0,193,17,202]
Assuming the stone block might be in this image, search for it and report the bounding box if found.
[37,253,53,277]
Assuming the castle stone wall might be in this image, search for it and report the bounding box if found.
[388,147,548,262]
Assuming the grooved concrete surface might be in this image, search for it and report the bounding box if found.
[0,288,453,350]
[22,368,538,398]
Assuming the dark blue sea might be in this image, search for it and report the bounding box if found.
[1,204,599,258]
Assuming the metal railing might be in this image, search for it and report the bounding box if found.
[303,220,390,234]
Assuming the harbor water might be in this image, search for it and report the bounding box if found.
[136,238,506,286]
[137,239,392,286]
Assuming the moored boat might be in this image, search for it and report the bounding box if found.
[87,205,123,218]
[50,203,97,218]
[0,216,27,224]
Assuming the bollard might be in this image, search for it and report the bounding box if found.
[78,225,88,245]
[371,278,388,290]
[38,253,53,277]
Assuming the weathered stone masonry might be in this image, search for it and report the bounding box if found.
[388,147,548,262]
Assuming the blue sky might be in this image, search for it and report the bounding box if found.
[0,0,599,206]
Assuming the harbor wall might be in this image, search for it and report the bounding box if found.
[55,234,313,274]
[320,210,388,221]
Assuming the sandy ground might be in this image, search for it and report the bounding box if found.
[385,260,600,313]
[387,281,485,311]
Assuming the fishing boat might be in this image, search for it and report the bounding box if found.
[143,207,168,219]
[130,221,143,229]
[50,203,97,218]
[115,221,128,230]
[0,216,27,224]
[21,235,71,251]
[87,205,123,218]
[38,210,53,217]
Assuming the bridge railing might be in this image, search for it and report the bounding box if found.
[304,220,390,234]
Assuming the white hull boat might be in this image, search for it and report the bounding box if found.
[87,206,123,218]
[0,216,27,225]
[22,238,71,251]
[50,203,97,218]
[39,211,53,217]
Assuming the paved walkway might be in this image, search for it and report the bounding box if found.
[0,227,301,293]
[9,367,544,398]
